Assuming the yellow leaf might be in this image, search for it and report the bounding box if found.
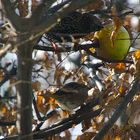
[114,136,121,140]
[115,63,125,70]
[119,85,123,94]
[2,106,7,114]
[89,48,95,53]
[119,84,127,94]
[134,50,140,59]
[37,96,48,114]
[49,98,58,110]
[105,75,113,82]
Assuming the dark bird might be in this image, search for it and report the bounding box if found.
[40,82,90,111]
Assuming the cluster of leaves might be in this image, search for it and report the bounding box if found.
[0,0,140,140]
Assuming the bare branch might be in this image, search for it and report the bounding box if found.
[31,0,57,24]
[34,110,58,131]
[93,76,140,140]
[33,44,133,64]
[1,0,26,31]
[0,121,16,126]
[0,44,12,59]
[34,109,102,139]
[29,0,98,45]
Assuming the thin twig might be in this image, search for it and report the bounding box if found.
[32,95,42,121]
[0,121,16,126]
[34,43,134,64]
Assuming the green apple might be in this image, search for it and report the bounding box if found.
[94,24,130,60]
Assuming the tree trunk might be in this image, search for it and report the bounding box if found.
[16,40,33,140]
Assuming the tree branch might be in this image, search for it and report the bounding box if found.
[34,109,102,139]
[37,97,100,133]
[34,110,58,131]
[33,41,99,52]
[34,0,95,30]
[0,121,16,126]
[0,44,13,59]
[28,0,98,46]
[93,76,140,140]
[1,97,100,140]
[31,0,57,25]
[1,0,26,31]
[33,44,133,64]
[32,95,42,121]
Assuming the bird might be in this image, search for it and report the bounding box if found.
[40,82,90,112]
[46,11,103,42]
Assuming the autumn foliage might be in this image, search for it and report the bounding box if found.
[0,0,140,140]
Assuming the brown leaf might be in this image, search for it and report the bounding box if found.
[32,81,41,91]
[103,134,112,140]
[0,70,4,81]
[36,96,48,114]
[83,0,105,11]
[18,0,28,17]
[82,120,92,132]
[54,67,64,87]
[76,132,96,140]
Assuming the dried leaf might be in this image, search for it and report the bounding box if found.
[84,0,105,11]
[18,0,28,17]
[89,48,95,53]
[7,125,17,135]
[32,81,41,91]
[111,6,123,42]
[37,96,48,114]
[134,50,140,59]
[63,72,73,83]
[103,134,112,140]
[0,70,4,81]
[76,132,96,140]
[115,63,126,70]
[82,119,92,131]
[63,130,71,140]
[114,136,121,140]
[54,67,64,87]
[1,106,7,115]
[118,84,125,94]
